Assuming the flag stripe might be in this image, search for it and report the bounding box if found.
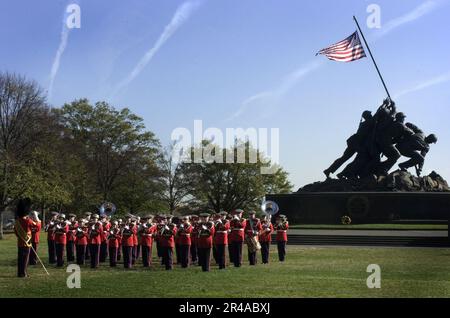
[316,31,366,63]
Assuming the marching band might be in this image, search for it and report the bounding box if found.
[16,204,289,276]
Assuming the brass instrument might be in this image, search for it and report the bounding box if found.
[245,217,261,253]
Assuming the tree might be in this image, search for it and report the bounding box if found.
[0,73,49,238]
[182,141,293,214]
[158,141,195,213]
[57,99,162,213]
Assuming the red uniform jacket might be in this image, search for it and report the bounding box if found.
[176,224,193,246]
[159,226,177,248]
[46,220,56,241]
[121,226,136,247]
[108,229,122,248]
[245,218,262,238]
[54,224,69,245]
[101,222,111,242]
[67,223,78,242]
[214,220,229,245]
[75,227,89,245]
[191,223,200,245]
[229,219,247,243]
[197,222,215,249]
[258,222,274,242]
[31,221,42,243]
[139,224,156,247]
[275,222,289,242]
[14,217,34,247]
[133,225,138,246]
[88,222,103,245]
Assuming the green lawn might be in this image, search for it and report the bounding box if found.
[290,224,448,230]
[1,233,449,298]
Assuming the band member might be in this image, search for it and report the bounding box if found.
[133,216,141,264]
[172,216,182,264]
[214,211,229,269]
[139,215,156,267]
[228,209,246,267]
[226,214,234,264]
[117,218,123,261]
[245,211,262,266]
[54,214,69,267]
[66,213,77,262]
[45,211,58,264]
[108,220,121,267]
[190,215,199,265]
[75,219,89,265]
[29,211,42,265]
[197,213,215,272]
[84,212,92,260]
[88,214,103,268]
[154,215,164,264]
[99,214,110,262]
[121,215,136,269]
[211,213,220,264]
[14,198,35,277]
[275,215,289,262]
[159,216,177,270]
[259,215,274,264]
[176,216,193,268]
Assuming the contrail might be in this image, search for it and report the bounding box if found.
[113,1,202,96]
[394,71,450,99]
[375,0,444,38]
[229,60,323,120]
[48,2,78,101]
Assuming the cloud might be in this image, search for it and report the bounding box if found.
[230,60,323,120]
[394,71,450,99]
[112,1,202,97]
[375,0,443,38]
[48,5,74,101]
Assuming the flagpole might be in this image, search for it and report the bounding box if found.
[353,15,391,99]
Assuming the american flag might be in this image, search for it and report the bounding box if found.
[316,31,366,62]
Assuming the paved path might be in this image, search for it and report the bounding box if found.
[286,229,448,237]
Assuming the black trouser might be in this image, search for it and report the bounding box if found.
[29,242,38,265]
[55,243,65,267]
[109,246,118,267]
[136,244,141,260]
[123,246,133,269]
[66,241,75,262]
[212,245,218,264]
[190,243,198,263]
[228,244,234,264]
[85,243,90,260]
[156,240,163,257]
[132,245,138,265]
[247,249,257,265]
[197,247,211,272]
[179,245,190,268]
[230,241,243,267]
[18,247,30,277]
[216,244,226,269]
[76,245,86,265]
[277,241,286,261]
[141,245,152,267]
[162,246,173,270]
[100,241,108,262]
[48,239,56,264]
[117,244,121,261]
[260,242,270,264]
[89,244,100,268]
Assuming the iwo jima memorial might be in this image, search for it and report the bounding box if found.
[266,17,450,240]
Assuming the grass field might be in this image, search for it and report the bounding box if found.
[1,233,450,298]
[289,224,448,230]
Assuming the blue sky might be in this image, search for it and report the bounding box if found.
[1,0,449,188]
